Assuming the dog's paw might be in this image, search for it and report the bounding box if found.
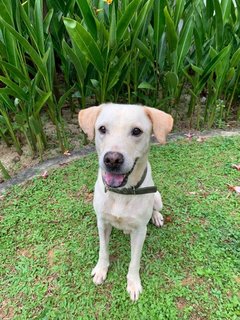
[151,210,164,227]
[91,264,108,285]
[127,276,142,301]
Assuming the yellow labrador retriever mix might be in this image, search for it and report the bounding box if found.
[79,103,173,301]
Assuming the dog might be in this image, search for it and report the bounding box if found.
[78,103,173,301]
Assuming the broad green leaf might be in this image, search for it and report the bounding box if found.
[226,67,235,81]
[165,72,179,91]
[34,91,52,115]
[193,28,202,64]
[158,33,166,70]
[138,82,156,90]
[221,0,232,23]
[45,36,55,89]
[0,76,28,101]
[29,115,41,135]
[154,0,166,52]
[0,61,29,85]
[62,39,87,86]
[76,0,97,39]
[176,15,193,71]
[58,85,76,109]
[0,17,47,80]
[213,0,223,50]
[0,89,16,111]
[63,18,104,74]
[19,3,38,51]
[174,0,185,27]
[206,0,214,20]
[90,79,99,89]
[116,0,142,42]
[164,6,178,53]
[230,47,240,67]
[109,3,116,49]
[191,64,204,75]
[34,0,45,55]
[2,28,20,69]
[195,45,231,93]
[209,46,218,59]
[0,0,13,24]
[135,39,154,63]
[108,52,130,91]
[131,0,153,49]
[43,8,53,33]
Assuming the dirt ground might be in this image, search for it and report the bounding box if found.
[0,109,82,183]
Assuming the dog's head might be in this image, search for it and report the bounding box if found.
[79,103,173,188]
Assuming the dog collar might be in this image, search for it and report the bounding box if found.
[104,167,157,195]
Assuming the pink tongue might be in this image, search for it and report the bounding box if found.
[103,172,125,188]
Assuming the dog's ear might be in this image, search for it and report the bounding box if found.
[78,106,101,141]
[145,107,173,144]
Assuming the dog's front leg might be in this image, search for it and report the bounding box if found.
[91,220,112,285]
[127,226,147,301]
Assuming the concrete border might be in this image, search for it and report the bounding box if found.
[0,145,95,194]
[1,128,240,194]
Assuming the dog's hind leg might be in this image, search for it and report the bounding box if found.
[151,191,164,227]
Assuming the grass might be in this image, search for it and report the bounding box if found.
[0,136,240,319]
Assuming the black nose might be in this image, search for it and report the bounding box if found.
[104,152,124,171]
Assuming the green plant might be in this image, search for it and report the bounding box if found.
[0,0,71,157]
[0,160,11,179]
[0,0,239,156]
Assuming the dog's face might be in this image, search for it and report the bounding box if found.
[95,104,152,187]
[79,103,173,188]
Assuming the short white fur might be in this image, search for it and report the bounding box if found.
[78,103,173,301]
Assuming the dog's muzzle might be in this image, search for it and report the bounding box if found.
[102,156,138,188]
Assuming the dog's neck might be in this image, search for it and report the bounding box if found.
[125,155,148,188]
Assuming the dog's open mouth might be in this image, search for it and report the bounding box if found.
[103,172,127,188]
[102,158,138,188]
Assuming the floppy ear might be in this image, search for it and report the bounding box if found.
[144,107,173,144]
[78,106,101,141]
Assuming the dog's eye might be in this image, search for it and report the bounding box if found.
[131,128,143,137]
[99,126,106,134]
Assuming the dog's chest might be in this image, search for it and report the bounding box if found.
[97,193,153,233]
[102,211,138,233]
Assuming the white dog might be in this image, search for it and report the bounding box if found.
[79,103,173,301]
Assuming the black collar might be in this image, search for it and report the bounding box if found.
[104,167,157,195]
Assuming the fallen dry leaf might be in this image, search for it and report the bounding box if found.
[228,185,240,194]
[41,171,49,179]
[196,136,207,143]
[188,191,197,195]
[184,132,195,140]
[63,150,71,156]
[165,216,173,223]
[231,164,240,171]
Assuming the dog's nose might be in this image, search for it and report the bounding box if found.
[104,152,124,170]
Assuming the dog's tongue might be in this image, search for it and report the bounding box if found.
[103,172,125,188]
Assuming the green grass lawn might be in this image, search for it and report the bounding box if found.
[0,136,240,320]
